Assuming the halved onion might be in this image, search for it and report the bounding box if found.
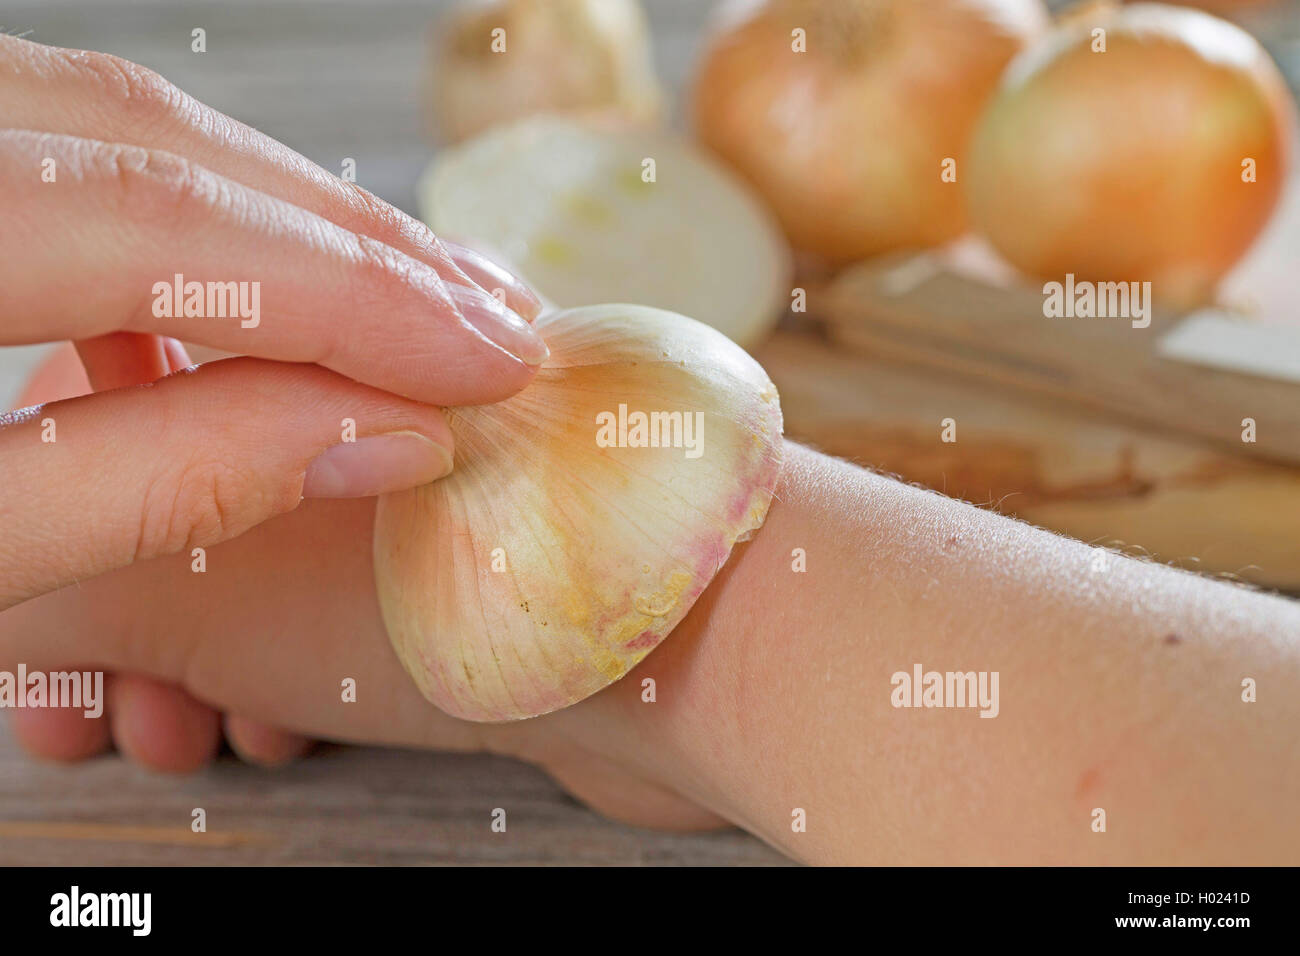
[419,116,792,348]
[374,304,785,722]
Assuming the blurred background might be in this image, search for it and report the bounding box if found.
[2,0,1298,864]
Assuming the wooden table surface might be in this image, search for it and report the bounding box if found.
[0,723,787,865]
[0,0,795,867]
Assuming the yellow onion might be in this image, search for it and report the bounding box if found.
[1144,1,1275,10]
[691,0,1048,262]
[427,0,663,144]
[966,2,1295,306]
[374,304,784,722]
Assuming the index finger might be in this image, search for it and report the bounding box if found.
[0,34,543,322]
[1,130,549,406]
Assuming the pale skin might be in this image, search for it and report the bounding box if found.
[6,416,1300,864]
[4,37,1299,865]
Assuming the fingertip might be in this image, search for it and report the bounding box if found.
[440,239,546,322]
[302,430,454,498]
[110,675,221,774]
[223,714,313,768]
[75,332,174,392]
[446,282,550,369]
[9,697,113,763]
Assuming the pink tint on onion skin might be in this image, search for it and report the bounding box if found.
[626,630,661,651]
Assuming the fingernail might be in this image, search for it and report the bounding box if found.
[303,431,454,498]
[449,282,550,366]
[440,239,545,320]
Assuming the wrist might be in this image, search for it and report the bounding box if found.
[534,443,825,853]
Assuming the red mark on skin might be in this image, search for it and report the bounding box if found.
[1075,766,1102,798]
[626,630,661,651]
[1164,632,1183,645]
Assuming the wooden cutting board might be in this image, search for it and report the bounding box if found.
[755,316,1300,592]
[818,255,1300,467]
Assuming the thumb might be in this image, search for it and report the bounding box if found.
[0,356,453,608]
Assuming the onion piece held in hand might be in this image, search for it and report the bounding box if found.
[965,2,1296,307]
[691,0,1048,262]
[427,0,664,144]
[374,304,785,722]
[419,116,792,348]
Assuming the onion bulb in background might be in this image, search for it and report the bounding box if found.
[1135,1,1277,11]
[374,304,784,722]
[965,2,1295,307]
[427,0,664,144]
[691,0,1048,262]
[419,116,791,348]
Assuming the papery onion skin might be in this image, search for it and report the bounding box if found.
[691,0,1048,262]
[374,305,784,722]
[428,0,663,144]
[966,2,1295,307]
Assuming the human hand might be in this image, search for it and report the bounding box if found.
[3,341,727,832]
[0,35,606,798]
[0,31,549,609]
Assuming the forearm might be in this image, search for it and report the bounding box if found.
[556,442,1300,864]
